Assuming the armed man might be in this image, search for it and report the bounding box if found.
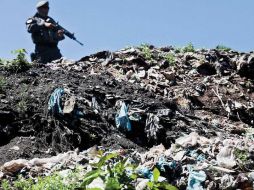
[26,1,65,64]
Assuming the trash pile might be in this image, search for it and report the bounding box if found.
[1,45,254,189]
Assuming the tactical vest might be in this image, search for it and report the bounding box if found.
[27,14,59,45]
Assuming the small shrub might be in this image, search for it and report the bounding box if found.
[17,85,29,113]
[2,49,31,73]
[0,76,7,92]
[164,53,176,65]
[3,153,178,190]
[17,99,28,113]
[1,179,11,190]
[174,47,182,53]
[182,43,195,53]
[216,45,232,52]
[234,148,248,162]
[139,44,153,60]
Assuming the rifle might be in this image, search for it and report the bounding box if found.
[55,23,84,46]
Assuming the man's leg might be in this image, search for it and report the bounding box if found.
[35,46,50,64]
[49,47,62,62]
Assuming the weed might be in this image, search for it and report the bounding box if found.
[0,76,7,92]
[139,44,153,60]
[174,47,182,53]
[164,53,176,65]
[234,148,248,162]
[17,85,29,113]
[182,43,195,53]
[2,153,178,190]
[216,45,232,52]
[1,179,11,190]
[1,49,31,73]
[17,100,28,113]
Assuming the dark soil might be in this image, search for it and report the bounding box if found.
[1,48,254,165]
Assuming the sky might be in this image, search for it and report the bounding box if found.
[0,0,254,60]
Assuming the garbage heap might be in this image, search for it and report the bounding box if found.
[1,45,254,189]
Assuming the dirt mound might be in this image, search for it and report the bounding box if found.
[0,45,254,166]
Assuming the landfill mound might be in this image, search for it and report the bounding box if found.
[1,45,254,189]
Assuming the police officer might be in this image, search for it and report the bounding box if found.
[26,1,65,63]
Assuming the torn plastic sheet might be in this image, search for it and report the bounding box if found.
[48,88,65,115]
[92,97,100,114]
[187,165,206,190]
[188,150,206,162]
[136,166,166,182]
[129,112,142,121]
[145,113,161,141]
[136,167,153,180]
[216,146,236,169]
[156,157,177,172]
[115,102,132,132]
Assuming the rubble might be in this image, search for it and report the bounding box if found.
[1,45,254,189]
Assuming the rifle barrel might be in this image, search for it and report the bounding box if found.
[56,23,84,46]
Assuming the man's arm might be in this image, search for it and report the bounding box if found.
[26,17,45,33]
[46,17,65,41]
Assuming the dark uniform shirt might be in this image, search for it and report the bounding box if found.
[26,13,65,63]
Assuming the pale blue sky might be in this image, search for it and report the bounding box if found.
[0,0,253,60]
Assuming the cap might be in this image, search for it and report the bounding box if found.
[36,1,49,9]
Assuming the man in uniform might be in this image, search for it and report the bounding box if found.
[26,1,65,63]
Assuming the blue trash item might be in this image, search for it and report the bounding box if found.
[115,102,132,132]
[156,157,177,172]
[136,167,153,180]
[48,88,65,115]
[189,150,206,162]
[187,165,207,190]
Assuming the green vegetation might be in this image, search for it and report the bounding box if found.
[0,76,7,92]
[173,43,195,53]
[146,168,178,190]
[216,45,232,52]
[1,179,11,190]
[17,85,29,113]
[181,43,195,53]
[234,148,248,162]
[164,53,176,65]
[0,49,31,72]
[139,44,153,60]
[174,47,182,53]
[1,153,178,190]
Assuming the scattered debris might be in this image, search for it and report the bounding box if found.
[1,45,254,189]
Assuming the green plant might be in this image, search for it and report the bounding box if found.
[0,76,7,92]
[146,168,178,190]
[13,175,34,190]
[164,53,176,65]
[81,153,177,190]
[234,148,248,162]
[1,179,11,190]
[174,47,182,53]
[139,44,153,60]
[3,49,31,72]
[182,43,195,53]
[17,85,29,113]
[11,170,83,190]
[216,45,232,52]
[17,100,28,113]
[3,153,178,190]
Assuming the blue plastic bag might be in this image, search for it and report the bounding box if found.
[48,88,65,115]
[187,165,206,190]
[115,102,132,132]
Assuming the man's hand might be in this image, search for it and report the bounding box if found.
[57,29,65,38]
[44,22,55,28]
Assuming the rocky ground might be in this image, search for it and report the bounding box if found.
[1,45,254,189]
